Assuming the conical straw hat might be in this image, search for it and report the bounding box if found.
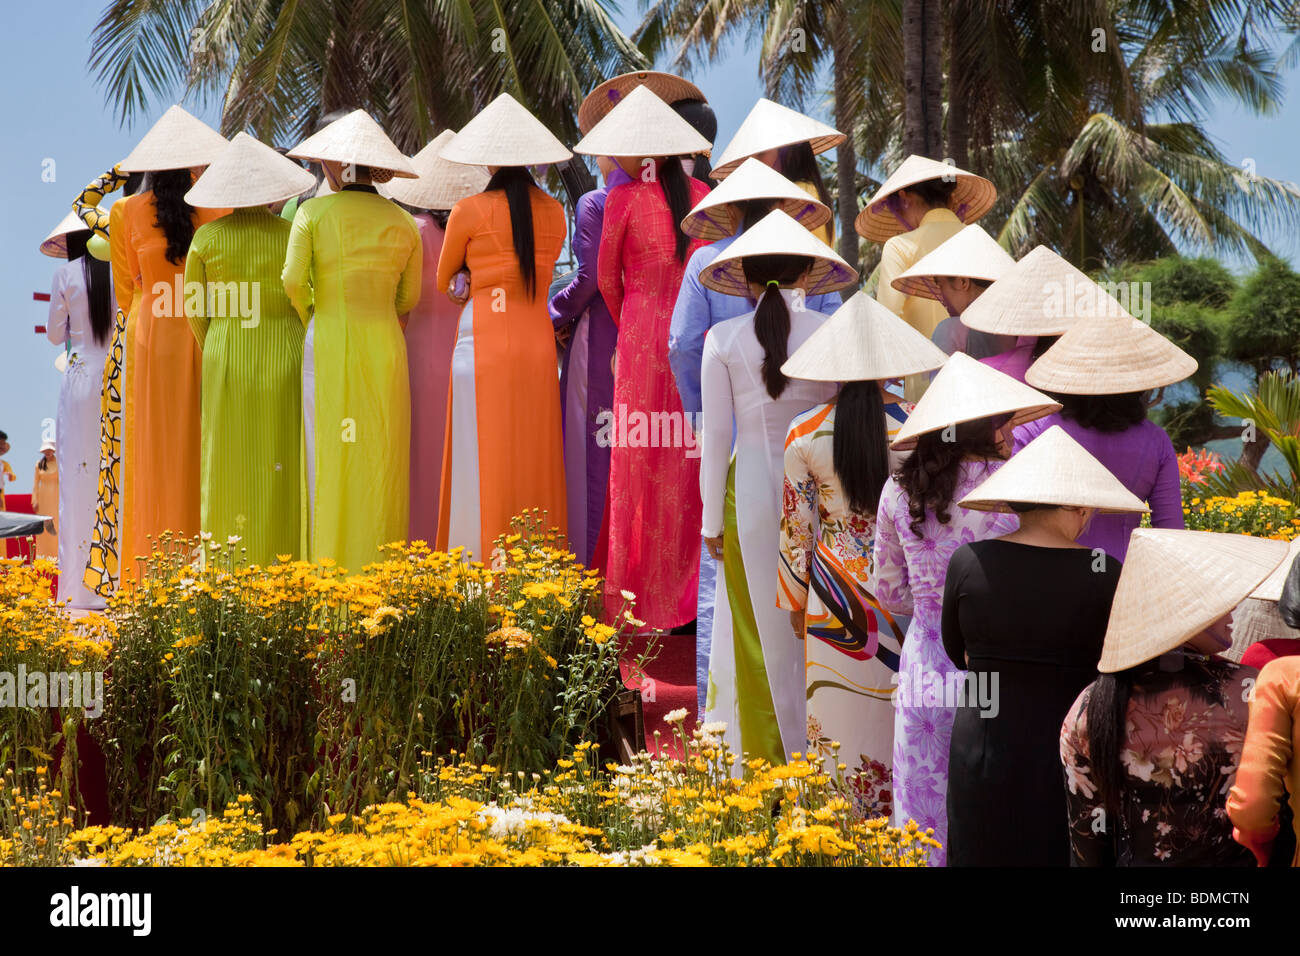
[682,158,829,241]
[578,71,706,135]
[377,130,491,210]
[118,104,229,172]
[288,109,417,178]
[709,98,845,180]
[958,425,1149,513]
[892,224,1016,299]
[890,351,1061,451]
[782,291,948,382]
[40,210,90,258]
[185,133,317,209]
[699,209,857,297]
[961,245,1121,336]
[1252,536,1300,602]
[439,93,572,167]
[854,154,996,242]
[1026,311,1197,395]
[1098,529,1289,673]
[573,85,711,159]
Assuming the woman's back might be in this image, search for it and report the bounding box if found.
[449,187,565,300]
[48,261,110,358]
[290,190,422,320]
[1061,657,1258,866]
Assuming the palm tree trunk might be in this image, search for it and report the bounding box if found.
[945,0,968,168]
[903,0,943,158]
[832,38,859,264]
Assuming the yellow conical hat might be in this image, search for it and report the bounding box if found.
[185,133,317,208]
[709,98,844,180]
[782,291,948,382]
[40,211,89,258]
[378,130,491,210]
[890,351,1060,451]
[1098,529,1289,673]
[958,425,1149,513]
[439,93,572,167]
[892,224,1016,299]
[288,109,417,178]
[855,154,996,242]
[578,71,706,135]
[118,104,228,172]
[1026,311,1198,395]
[700,209,857,297]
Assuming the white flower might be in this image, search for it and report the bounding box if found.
[702,722,727,735]
[620,589,636,601]
[663,708,688,724]
[226,535,242,545]
[200,531,213,542]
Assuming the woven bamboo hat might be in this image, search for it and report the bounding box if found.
[573,84,712,159]
[118,105,228,173]
[185,133,316,209]
[699,209,857,297]
[578,71,706,135]
[709,98,845,180]
[439,93,572,167]
[288,110,416,179]
[1225,537,1300,658]
[682,158,830,241]
[890,351,1061,451]
[958,425,1149,514]
[377,130,491,210]
[855,154,996,242]
[892,224,1016,299]
[782,291,948,382]
[961,245,1119,336]
[40,210,90,258]
[1026,311,1197,395]
[1098,529,1290,673]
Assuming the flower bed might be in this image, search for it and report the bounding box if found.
[1183,490,1300,541]
[30,717,935,867]
[1,517,650,835]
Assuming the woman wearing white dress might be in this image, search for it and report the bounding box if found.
[697,210,857,767]
[41,213,113,608]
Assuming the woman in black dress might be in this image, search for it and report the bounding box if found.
[941,425,1147,865]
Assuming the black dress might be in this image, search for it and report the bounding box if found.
[941,539,1121,866]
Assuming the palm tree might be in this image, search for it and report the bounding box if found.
[1204,370,1300,496]
[638,0,1300,268]
[89,0,646,149]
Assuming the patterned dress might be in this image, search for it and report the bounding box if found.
[778,398,910,819]
[873,458,1017,865]
[597,172,710,630]
[1062,655,1257,866]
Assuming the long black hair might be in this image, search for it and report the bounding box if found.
[671,99,717,183]
[150,168,198,265]
[487,166,539,299]
[65,231,112,347]
[778,141,831,208]
[657,156,694,263]
[740,253,813,399]
[834,381,890,513]
[896,415,1007,538]
[1056,391,1148,433]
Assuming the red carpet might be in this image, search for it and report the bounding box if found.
[620,629,697,758]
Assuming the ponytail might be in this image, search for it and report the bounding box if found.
[833,381,890,513]
[1085,671,1132,816]
[657,156,693,263]
[741,253,813,399]
[487,166,538,299]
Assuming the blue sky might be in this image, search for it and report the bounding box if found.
[1,0,1297,492]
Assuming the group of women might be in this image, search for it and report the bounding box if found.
[35,70,1300,867]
